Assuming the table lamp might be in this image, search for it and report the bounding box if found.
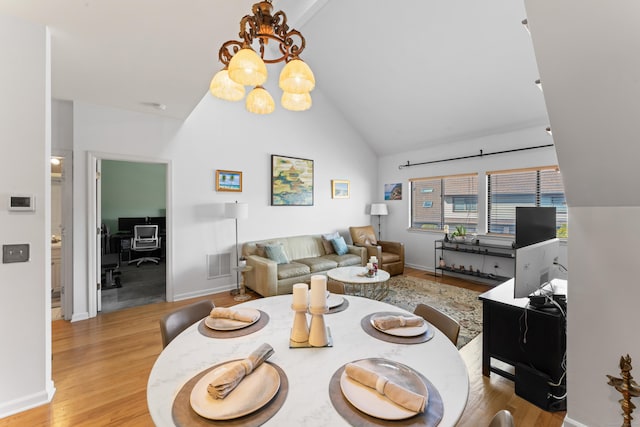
[370,203,388,240]
[225,201,249,295]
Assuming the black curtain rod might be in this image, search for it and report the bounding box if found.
[398,144,555,169]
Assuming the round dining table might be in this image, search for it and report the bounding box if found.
[147,295,469,426]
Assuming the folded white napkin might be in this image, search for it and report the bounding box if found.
[373,315,424,330]
[209,307,259,323]
[345,363,426,413]
[207,343,275,399]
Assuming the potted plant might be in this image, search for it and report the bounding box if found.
[451,225,467,242]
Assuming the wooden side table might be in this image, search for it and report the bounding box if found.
[232,265,253,301]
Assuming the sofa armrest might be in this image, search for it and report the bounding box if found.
[246,255,278,297]
[378,240,404,257]
[347,244,368,265]
[354,242,383,261]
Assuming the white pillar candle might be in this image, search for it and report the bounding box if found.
[292,283,308,307]
[309,275,327,308]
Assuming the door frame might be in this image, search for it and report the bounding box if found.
[86,151,172,318]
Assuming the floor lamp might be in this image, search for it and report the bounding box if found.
[225,201,249,295]
[370,203,388,240]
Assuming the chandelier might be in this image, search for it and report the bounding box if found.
[209,0,315,114]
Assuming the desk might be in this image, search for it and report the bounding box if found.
[147,295,469,426]
[479,279,566,410]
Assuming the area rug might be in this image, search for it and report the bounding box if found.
[382,276,482,349]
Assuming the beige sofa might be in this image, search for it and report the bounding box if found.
[241,234,367,297]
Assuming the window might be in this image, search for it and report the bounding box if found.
[411,174,478,231]
[487,166,567,237]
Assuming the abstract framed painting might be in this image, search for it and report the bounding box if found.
[215,170,242,192]
[331,180,350,199]
[271,155,314,206]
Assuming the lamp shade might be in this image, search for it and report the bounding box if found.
[370,203,388,216]
[210,69,245,101]
[281,91,312,111]
[246,86,275,114]
[228,48,268,86]
[225,202,249,219]
[279,59,315,94]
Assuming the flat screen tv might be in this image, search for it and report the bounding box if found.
[515,207,557,249]
[514,238,560,298]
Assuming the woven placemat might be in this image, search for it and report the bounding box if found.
[172,361,288,427]
[328,362,443,427]
[198,311,269,339]
[360,312,434,344]
[327,298,350,314]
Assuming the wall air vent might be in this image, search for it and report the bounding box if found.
[207,253,232,279]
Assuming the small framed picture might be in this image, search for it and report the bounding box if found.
[216,170,242,192]
[332,180,350,199]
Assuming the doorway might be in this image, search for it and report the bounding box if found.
[86,152,172,318]
[51,150,73,321]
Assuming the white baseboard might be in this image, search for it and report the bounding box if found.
[71,312,89,322]
[0,382,55,419]
[173,286,234,302]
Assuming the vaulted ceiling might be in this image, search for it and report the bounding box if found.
[0,0,549,155]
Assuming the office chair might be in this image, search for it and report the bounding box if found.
[488,409,515,427]
[129,224,161,266]
[413,303,460,346]
[159,300,215,348]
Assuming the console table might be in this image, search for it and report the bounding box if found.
[434,239,515,283]
[479,278,567,411]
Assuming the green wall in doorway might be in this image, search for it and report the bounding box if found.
[101,160,166,233]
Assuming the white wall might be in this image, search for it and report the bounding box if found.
[379,126,566,277]
[68,88,377,317]
[0,15,54,417]
[524,1,640,426]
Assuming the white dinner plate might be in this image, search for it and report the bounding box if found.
[190,361,280,420]
[204,308,260,331]
[370,314,429,337]
[340,358,428,420]
[327,293,345,309]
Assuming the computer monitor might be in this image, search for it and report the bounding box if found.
[514,238,560,298]
[147,216,166,231]
[515,207,557,248]
[117,217,146,233]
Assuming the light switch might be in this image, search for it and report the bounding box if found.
[3,244,30,263]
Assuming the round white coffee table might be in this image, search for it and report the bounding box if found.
[326,266,391,300]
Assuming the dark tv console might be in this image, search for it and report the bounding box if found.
[479,278,567,411]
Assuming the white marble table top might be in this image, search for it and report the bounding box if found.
[327,266,391,284]
[147,295,469,426]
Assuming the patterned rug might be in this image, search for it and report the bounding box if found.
[382,275,483,349]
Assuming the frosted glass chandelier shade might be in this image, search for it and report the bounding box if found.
[228,48,268,86]
[246,86,275,114]
[210,69,245,101]
[281,91,312,111]
[279,59,315,94]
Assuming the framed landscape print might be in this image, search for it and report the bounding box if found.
[216,170,242,192]
[331,180,350,199]
[271,155,314,206]
[384,183,402,200]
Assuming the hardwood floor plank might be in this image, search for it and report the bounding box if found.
[0,272,564,426]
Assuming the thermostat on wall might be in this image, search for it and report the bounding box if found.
[9,195,35,211]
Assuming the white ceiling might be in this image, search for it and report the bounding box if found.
[0,0,549,155]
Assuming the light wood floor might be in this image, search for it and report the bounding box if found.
[1,269,566,426]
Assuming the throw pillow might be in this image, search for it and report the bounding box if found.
[264,244,290,265]
[321,232,340,254]
[330,236,349,256]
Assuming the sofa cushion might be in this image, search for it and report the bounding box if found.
[285,235,325,260]
[331,236,349,255]
[277,262,310,280]
[321,253,362,267]
[321,232,340,254]
[296,257,338,273]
